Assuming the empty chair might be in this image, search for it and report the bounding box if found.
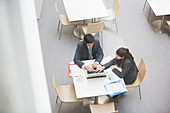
[81,21,104,47]
[98,0,120,33]
[126,58,147,100]
[53,74,83,113]
[55,2,81,40]
[89,102,119,113]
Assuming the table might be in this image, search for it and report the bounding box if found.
[147,0,170,33]
[63,0,108,22]
[63,0,109,38]
[70,56,126,104]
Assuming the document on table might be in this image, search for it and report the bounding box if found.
[101,56,113,65]
[104,80,127,97]
[69,65,85,77]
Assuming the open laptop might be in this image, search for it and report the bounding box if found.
[85,69,108,79]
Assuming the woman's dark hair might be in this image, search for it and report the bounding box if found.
[116,47,136,66]
[84,34,94,44]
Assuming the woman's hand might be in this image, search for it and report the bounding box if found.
[110,65,115,70]
[96,66,105,72]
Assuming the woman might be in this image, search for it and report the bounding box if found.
[96,47,138,85]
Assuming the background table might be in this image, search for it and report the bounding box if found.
[147,0,170,33]
[63,0,109,22]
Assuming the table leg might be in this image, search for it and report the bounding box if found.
[94,96,98,104]
[160,16,165,33]
[73,26,84,39]
[151,16,165,34]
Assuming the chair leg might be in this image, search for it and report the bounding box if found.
[138,85,142,100]
[56,96,59,103]
[114,19,118,33]
[58,101,63,113]
[59,25,63,40]
[143,0,147,11]
[148,7,151,22]
[57,20,60,31]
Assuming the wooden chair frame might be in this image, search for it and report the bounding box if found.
[126,58,147,100]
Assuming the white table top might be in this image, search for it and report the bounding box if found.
[147,0,170,16]
[73,73,124,98]
[71,56,126,98]
[63,0,109,21]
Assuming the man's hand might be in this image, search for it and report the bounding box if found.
[85,65,93,72]
[96,66,105,72]
[110,65,115,70]
[92,63,98,69]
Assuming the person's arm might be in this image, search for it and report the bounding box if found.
[73,45,84,68]
[103,58,117,69]
[112,61,132,78]
[96,58,116,72]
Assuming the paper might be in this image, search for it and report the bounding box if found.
[69,65,85,77]
[104,80,127,97]
[101,56,113,65]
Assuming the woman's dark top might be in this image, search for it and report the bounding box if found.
[104,58,138,85]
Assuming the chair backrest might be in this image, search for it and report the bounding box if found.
[53,73,60,88]
[112,0,120,17]
[137,58,147,84]
[111,110,119,113]
[89,102,118,113]
[166,19,170,26]
[86,22,104,34]
[55,2,61,20]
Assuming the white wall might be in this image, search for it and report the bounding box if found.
[34,0,44,19]
[0,0,51,113]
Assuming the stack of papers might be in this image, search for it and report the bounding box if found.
[104,80,127,97]
[68,64,85,77]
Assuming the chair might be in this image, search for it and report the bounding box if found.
[98,0,120,33]
[126,58,147,100]
[89,102,119,113]
[166,19,170,26]
[55,2,81,40]
[53,74,83,113]
[81,21,104,47]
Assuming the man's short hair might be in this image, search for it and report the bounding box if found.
[84,34,94,44]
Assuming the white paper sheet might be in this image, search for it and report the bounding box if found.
[104,80,127,94]
[69,65,85,77]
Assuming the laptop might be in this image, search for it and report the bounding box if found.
[85,69,108,79]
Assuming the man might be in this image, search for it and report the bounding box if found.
[73,34,104,72]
